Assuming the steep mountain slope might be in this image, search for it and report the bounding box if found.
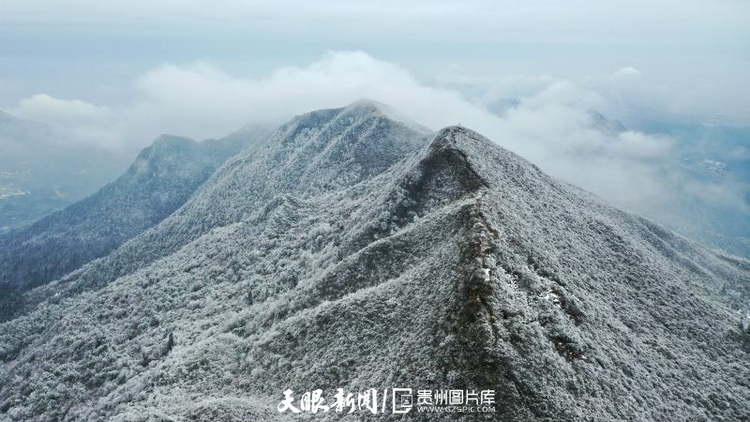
[18,100,430,309]
[0,102,748,421]
[0,127,269,316]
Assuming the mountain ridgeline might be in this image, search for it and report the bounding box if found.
[0,101,748,421]
[20,100,431,306]
[0,126,270,320]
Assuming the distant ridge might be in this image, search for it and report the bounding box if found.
[0,126,271,321]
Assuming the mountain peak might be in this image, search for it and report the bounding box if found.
[343,97,386,112]
[427,124,546,189]
[430,125,483,148]
[148,134,199,151]
[589,109,627,134]
[340,98,398,118]
[153,133,196,144]
[337,98,431,133]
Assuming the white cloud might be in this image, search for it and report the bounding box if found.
[611,131,672,160]
[5,51,743,231]
[3,0,748,126]
[7,52,500,149]
[116,52,499,144]
[11,94,121,149]
[14,94,112,124]
[613,67,642,79]
[683,180,749,212]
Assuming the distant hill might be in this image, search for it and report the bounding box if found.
[635,119,750,258]
[0,110,131,231]
[0,125,271,320]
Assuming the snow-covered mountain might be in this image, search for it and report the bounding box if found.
[0,126,271,321]
[0,101,748,421]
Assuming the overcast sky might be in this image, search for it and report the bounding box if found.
[0,0,748,226]
[1,0,748,127]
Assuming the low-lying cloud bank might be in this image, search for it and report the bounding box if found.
[5,51,748,249]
